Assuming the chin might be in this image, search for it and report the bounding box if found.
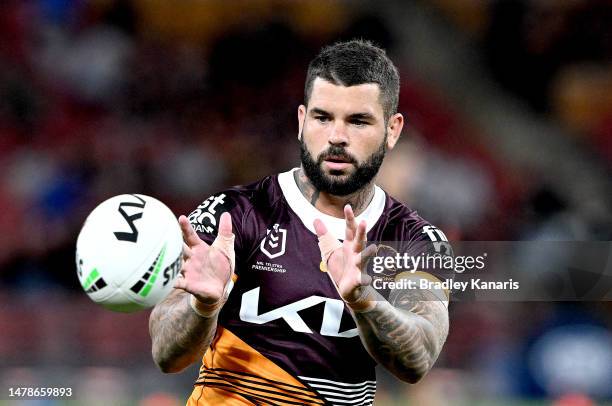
[321,166,354,178]
[327,169,350,177]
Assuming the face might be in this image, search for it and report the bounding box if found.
[298,78,403,196]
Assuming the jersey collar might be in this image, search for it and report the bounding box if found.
[277,168,386,240]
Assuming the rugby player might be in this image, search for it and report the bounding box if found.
[149,40,450,405]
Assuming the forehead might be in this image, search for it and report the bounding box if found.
[308,77,384,117]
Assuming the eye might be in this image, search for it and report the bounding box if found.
[350,119,368,127]
[315,115,330,123]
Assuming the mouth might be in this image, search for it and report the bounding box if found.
[322,156,354,171]
[323,154,354,163]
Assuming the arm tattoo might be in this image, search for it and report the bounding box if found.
[353,288,449,383]
[149,289,219,372]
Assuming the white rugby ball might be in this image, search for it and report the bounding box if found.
[76,194,182,312]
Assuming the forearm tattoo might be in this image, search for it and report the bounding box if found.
[353,288,449,382]
[149,290,219,370]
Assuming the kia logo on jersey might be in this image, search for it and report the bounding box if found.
[260,224,287,259]
[240,287,358,338]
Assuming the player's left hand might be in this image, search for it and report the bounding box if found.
[314,205,377,303]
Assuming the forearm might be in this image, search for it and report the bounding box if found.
[351,288,448,383]
[149,289,219,373]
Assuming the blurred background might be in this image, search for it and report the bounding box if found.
[0,0,611,405]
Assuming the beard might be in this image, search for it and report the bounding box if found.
[299,131,387,196]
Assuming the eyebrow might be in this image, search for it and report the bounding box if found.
[310,108,332,116]
[347,112,376,121]
[309,108,376,121]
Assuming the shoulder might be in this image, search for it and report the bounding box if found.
[380,194,448,243]
[379,193,453,269]
[187,174,279,236]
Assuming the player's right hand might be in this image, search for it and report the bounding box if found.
[314,205,376,304]
[174,213,234,305]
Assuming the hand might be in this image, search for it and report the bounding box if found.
[314,205,376,303]
[174,213,234,305]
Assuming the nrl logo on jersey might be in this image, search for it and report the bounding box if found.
[260,223,287,259]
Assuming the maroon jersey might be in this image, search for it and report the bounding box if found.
[185,169,447,406]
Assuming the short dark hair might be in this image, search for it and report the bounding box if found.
[304,39,400,119]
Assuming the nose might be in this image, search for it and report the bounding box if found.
[328,121,349,146]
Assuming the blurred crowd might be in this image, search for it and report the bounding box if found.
[0,0,610,404]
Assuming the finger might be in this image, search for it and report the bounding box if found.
[358,272,373,287]
[212,212,236,272]
[345,226,355,242]
[313,218,328,237]
[344,204,357,240]
[182,243,192,260]
[179,215,202,248]
[354,220,367,252]
[218,212,233,238]
[356,243,378,268]
[174,271,188,290]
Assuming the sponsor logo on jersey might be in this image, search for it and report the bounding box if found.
[422,225,452,255]
[422,225,448,242]
[240,287,358,338]
[251,260,287,273]
[260,223,287,259]
[188,193,235,234]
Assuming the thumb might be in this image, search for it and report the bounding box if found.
[315,218,341,265]
[313,218,328,237]
[218,212,233,238]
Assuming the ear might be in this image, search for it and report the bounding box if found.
[386,113,404,150]
[298,105,306,140]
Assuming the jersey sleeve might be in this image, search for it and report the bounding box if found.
[186,190,250,260]
[400,221,454,283]
[371,218,453,288]
[372,220,453,307]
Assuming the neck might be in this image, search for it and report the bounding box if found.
[293,167,375,218]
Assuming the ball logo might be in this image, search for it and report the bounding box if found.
[128,245,182,298]
[130,244,166,297]
[77,258,107,293]
[260,224,287,259]
[114,194,146,243]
